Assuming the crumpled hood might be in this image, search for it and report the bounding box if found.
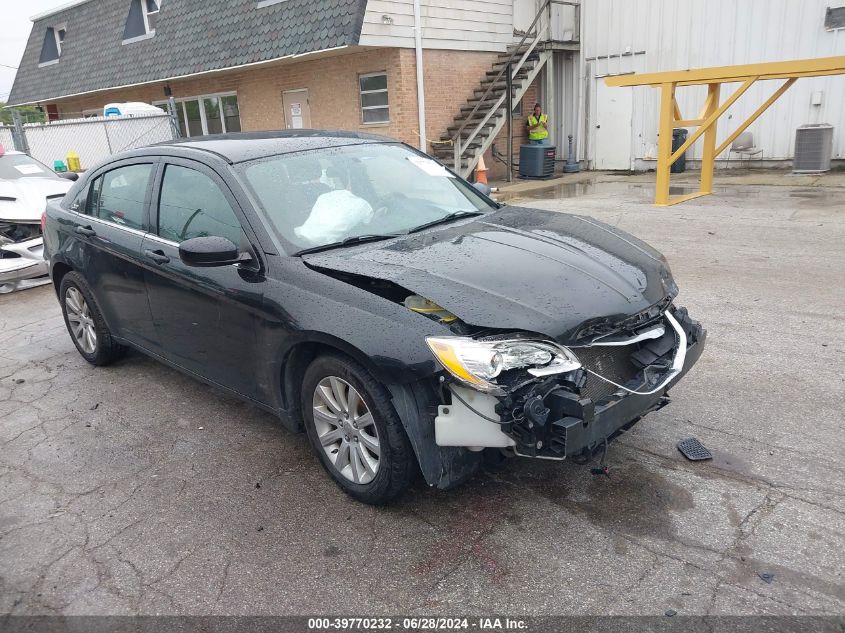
[304,205,678,342]
[0,177,71,222]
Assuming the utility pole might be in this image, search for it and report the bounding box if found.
[167,96,181,138]
[505,61,513,183]
[10,109,30,155]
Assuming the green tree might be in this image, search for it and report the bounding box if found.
[0,102,46,125]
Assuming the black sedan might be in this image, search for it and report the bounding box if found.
[44,131,705,504]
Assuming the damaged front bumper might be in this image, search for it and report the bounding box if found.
[0,236,50,293]
[434,306,706,461]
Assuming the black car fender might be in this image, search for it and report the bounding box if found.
[386,380,483,489]
[274,331,481,489]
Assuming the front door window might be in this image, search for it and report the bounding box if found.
[157,164,243,245]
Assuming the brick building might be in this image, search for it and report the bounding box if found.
[8,0,581,179]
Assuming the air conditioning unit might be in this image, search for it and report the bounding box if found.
[793,124,833,173]
[519,144,556,179]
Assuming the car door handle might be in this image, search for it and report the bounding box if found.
[144,249,170,265]
[75,225,96,237]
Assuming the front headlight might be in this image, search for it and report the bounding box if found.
[426,336,581,394]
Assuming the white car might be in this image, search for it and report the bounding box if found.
[0,148,74,293]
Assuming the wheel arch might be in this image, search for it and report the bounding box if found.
[279,334,391,433]
[278,334,481,490]
[51,261,73,297]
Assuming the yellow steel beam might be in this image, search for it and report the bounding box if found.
[697,87,718,119]
[605,56,845,87]
[663,191,710,206]
[669,77,756,164]
[606,56,845,206]
[715,78,797,155]
[700,83,721,194]
[672,98,683,122]
[655,82,676,206]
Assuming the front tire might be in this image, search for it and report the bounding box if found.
[301,354,415,504]
[59,271,126,366]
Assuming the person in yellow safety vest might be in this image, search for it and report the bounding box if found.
[526,103,549,145]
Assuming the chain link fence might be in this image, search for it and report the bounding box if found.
[0,125,14,151]
[1,112,178,172]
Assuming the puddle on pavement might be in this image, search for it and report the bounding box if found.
[502,460,694,541]
[500,181,643,202]
[499,180,744,202]
[497,177,843,203]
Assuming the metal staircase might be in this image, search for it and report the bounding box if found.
[432,1,552,178]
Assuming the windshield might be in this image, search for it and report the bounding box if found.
[239,143,496,253]
[0,153,60,181]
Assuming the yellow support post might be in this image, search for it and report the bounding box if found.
[603,56,845,206]
[672,98,683,122]
[715,78,797,155]
[670,77,756,163]
[700,83,721,194]
[655,82,676,206]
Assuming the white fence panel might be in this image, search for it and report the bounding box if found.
[0,126,15,151]
[22,114,175,171]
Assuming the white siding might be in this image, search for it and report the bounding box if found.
[360,0,516,51]
[581,0,845,167]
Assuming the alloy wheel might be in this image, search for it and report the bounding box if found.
[312,376,380,484]
[65,287,97,355]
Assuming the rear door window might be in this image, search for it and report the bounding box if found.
[87,164,153,230]
[156,164,242,245]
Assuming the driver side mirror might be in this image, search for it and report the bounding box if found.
[58,171,79,181]
[179,236,250,267]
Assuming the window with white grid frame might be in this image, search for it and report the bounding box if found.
[144,0,160,32]
[54,24,67,56]
[153,92,241,138]
[123,0,159,42]
[359,72,389,124]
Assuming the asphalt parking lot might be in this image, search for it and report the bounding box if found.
[1,176,843,616]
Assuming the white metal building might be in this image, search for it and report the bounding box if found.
[577,0,845,170]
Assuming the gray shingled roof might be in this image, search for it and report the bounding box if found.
[8,0,368,105]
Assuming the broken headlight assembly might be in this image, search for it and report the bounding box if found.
[426,336,581,395]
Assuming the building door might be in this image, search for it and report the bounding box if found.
[594,79,633,170]
[283,89,311,129]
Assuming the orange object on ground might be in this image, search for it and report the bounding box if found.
[475,155,488,184]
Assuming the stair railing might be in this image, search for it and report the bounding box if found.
[452,0,551,176]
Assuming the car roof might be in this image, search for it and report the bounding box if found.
[148,130,398,164]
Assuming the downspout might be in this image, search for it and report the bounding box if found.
[413,0,427,152]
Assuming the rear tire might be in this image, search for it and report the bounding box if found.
[301,354,415,504]
[59,271,126,366]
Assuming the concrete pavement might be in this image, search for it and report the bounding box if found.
[0,176,843,616]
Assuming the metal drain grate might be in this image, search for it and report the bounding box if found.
[677,437,712,461]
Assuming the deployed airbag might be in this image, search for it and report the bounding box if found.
[294,190,374,244]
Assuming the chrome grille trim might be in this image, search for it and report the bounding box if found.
[581,311,687,396]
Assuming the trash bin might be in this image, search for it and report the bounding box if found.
[671,128,688,173]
